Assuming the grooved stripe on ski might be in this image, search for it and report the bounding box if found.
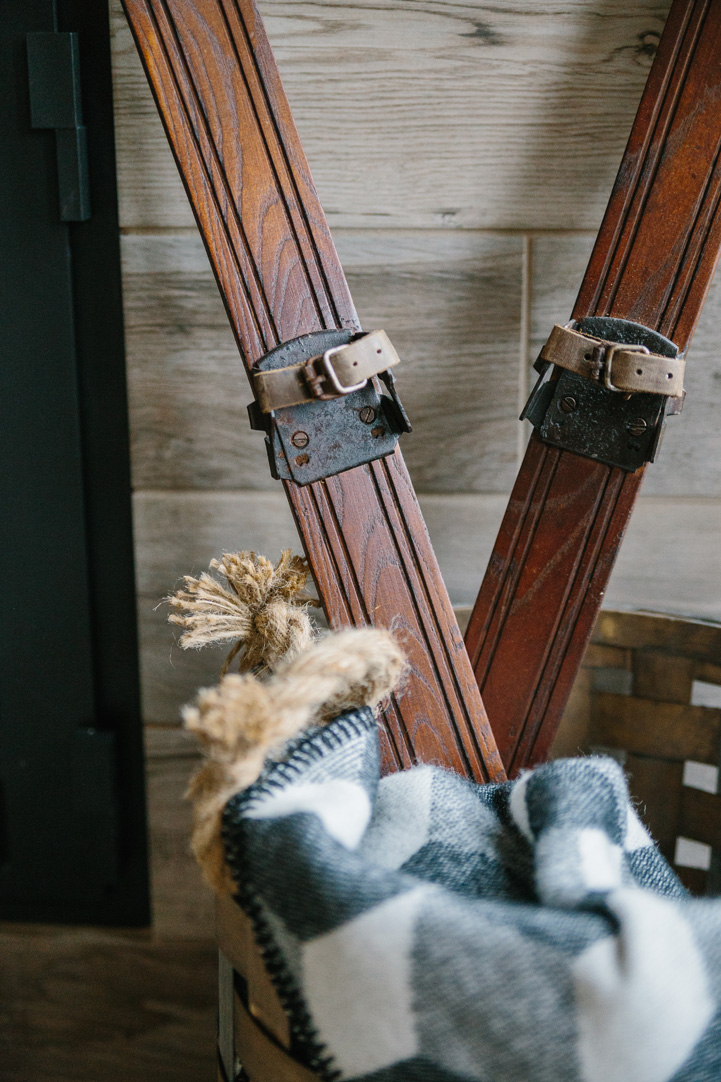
[581,3,692,317]
[369,459,478,781]
[288,481,411,770]
[479,456,611,756]
[510,467,625,772]
[378,456,499,780]
[523,469,638,767]
[218,0,345,330]
[598,1,707,316]
[306,477,413,770]
[323,464,475,777]
[222,0,350,332]
[662,145,721,337]
[465,439,550,667]
[136,0,275,353]
[473,443,561,686]
[156,0,328,342]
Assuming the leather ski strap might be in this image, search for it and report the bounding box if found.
[466,0,721,774]
[122,0,504,782]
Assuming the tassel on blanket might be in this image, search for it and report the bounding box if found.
[170,549,405,893]
[167,549,320,677]
[184,628,405,893]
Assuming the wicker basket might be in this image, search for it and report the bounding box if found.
[553,609,721,894]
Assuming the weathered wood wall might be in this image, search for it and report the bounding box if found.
[111,0,721,931]
[9,3,721,1078]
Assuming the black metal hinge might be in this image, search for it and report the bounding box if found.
[27,32,90,222]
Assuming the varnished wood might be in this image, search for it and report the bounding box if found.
[467,0,721,773]
[625,754,684,861]
[679,786,721,849]
[216,897,291,1047]
[121,0,503,782]
[234,991,319,1082]
[590,693,721,763]
[554,609,721,892]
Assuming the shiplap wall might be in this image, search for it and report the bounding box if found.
[108,0,721,936]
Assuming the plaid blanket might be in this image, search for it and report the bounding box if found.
[222,707,721,1082]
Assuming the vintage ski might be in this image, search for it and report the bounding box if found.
[466,0,721,774]
[121,0,504,782]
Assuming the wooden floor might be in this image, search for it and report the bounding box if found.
[0,925,216,1082]
[0,729,217,1082]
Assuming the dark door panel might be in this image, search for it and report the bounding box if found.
[0,0,149,924]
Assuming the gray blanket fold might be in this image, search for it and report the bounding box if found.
[222,708,721,1082]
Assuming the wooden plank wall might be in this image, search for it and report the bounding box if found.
[8,3,721,1078]
[111,0,721,929]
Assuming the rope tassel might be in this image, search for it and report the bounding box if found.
[167,549,320,677]
[168,548,406,890]
[184,628,405,892]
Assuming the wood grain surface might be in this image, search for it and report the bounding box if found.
[466,0,721,774]
[144,726,215,936]
[133,490,721,723]
[121,0,503,780]
[110,0,670,231]
[0,923,216,1082]
[121,231,523,492]
[591,692,721,762]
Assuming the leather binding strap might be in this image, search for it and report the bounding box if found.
[466,0,721,775]
[253,329,400,412]
[121,0,504,784]
[523,316,684,472]
[539,324,685,398]
[247,329,410,485]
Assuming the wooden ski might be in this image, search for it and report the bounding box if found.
[465,0,721,774]
[121,0,504,783]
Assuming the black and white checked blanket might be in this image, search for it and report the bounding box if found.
[222,707,721,1082]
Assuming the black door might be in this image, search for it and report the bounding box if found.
[0,0,149,924]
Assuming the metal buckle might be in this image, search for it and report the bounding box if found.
[602,342,649,392]
[321,344,368,396]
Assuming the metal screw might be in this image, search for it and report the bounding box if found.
[371,426,386,439]
[295,453,309,466]
[626,417,648,437]
[560,396,577,413]
[291,430,309,448]
[359,406,376,424]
